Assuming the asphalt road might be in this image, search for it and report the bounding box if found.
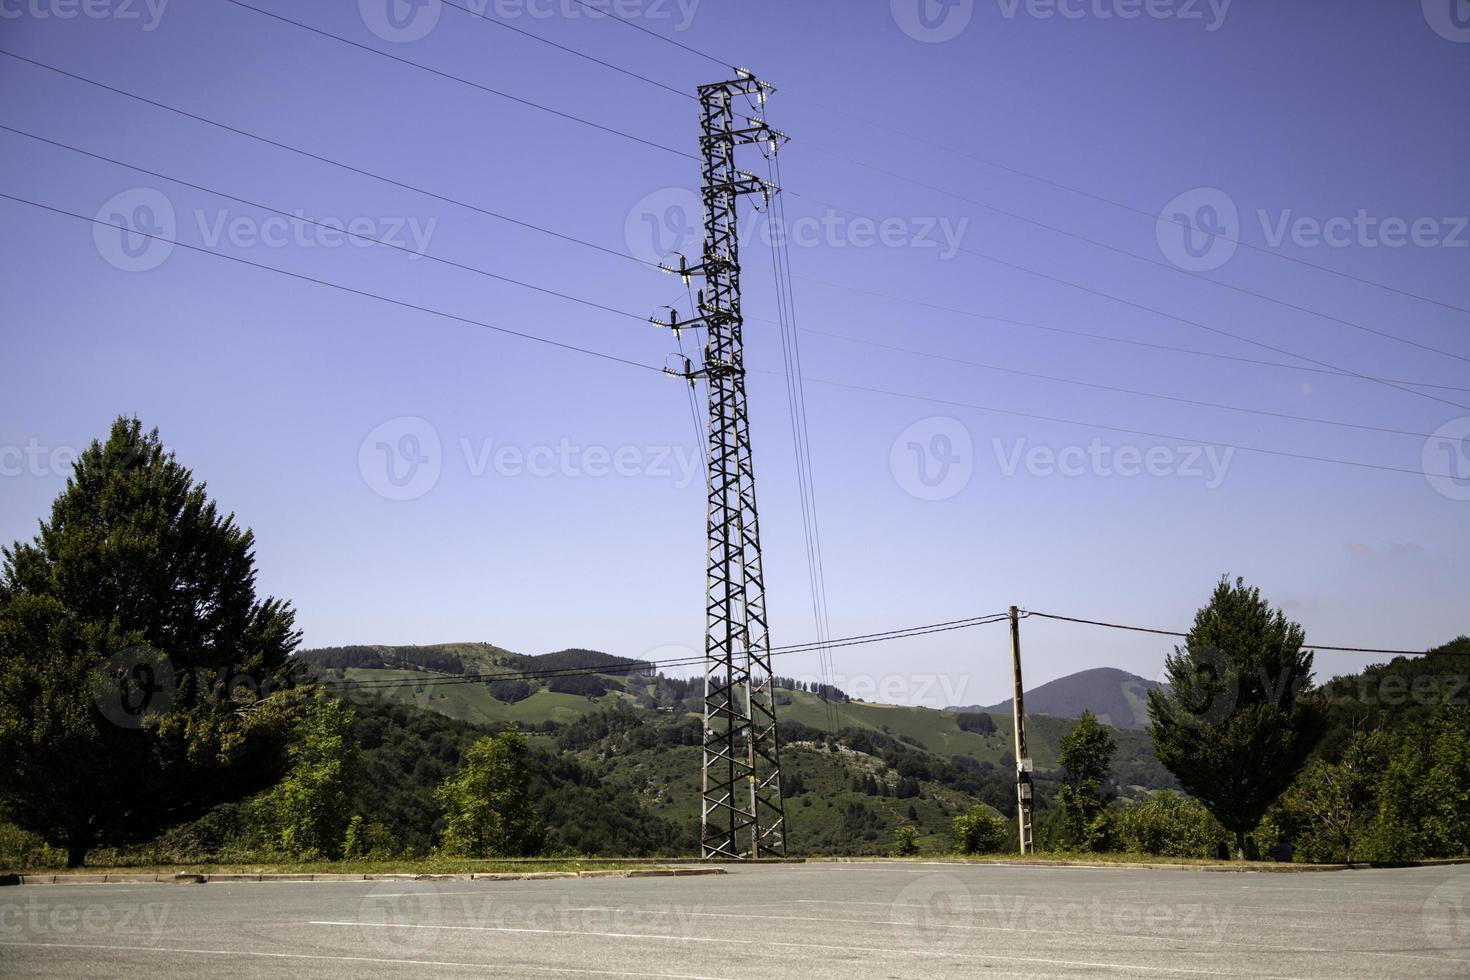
[2,862,1468,979]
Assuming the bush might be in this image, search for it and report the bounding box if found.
[895,825,920,856]
[1113,791,1226,858]
[953,805,1010,854]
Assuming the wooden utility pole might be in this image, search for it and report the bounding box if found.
[1008,605,1034,854]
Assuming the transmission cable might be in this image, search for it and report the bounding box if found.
[787,188,1468,413]
[548,1,1469,316]
[1025,611,1442,656]
[0,191,661,373]
[799,326,1441,440]
[789,272,1470,394]
[222,0,695,160]
[801,141,1470,364]
[11,47,1460,414]
[764,152,838,741]
[794,371,1457,480]
[331,613,1013,692]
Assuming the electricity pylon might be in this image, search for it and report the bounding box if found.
[652,71,788,860]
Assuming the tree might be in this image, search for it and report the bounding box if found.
[266,695,358,859]
[1057,711,1117,850]
[1147,576,1324,859]
[1276,731,1390,863]
[436,726,545,857]
[894,825,920,856]
[1363,706,1470,861]
[0,418,301,866]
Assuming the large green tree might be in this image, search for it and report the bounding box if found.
[436,726,545,857]
[1057,710,1117,850]
[0,418,302,865]
[1147,576,1323,859]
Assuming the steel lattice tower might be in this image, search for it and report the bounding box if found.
[653,71,788,860]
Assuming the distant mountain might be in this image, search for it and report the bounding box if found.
[950,667,1163,731]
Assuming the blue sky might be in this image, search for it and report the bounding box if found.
[1,0,1466,708]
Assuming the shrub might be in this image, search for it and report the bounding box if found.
[895,825,920,856]
[1113,791,1226,858]
[953,805,1010,854]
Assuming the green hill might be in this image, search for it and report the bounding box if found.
[951,666,1163,730]
[287,641,1177,857]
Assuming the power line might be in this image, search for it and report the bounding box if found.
[563,0,730,68]
[801,141,1470,364]
[184,15,1469,409]
[0,124,650,326]
[0,50,660,271]
[8,58,1462,475]
[800,326,1441,440]
[437,0,695,100]
[765,153,839,742]
[15,48,1462,415]
[0,191,661,373]
[789,272,1470,394]
[787,188,1470,413]
[813,113,1470,319]
[13,113,1453,464]
[222,0,695,160]
[544,2,1469,317]
[328,613,1013,692]
[1024,611,1438,656]
[796,371,1457,480]
[6,121,1452,477]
